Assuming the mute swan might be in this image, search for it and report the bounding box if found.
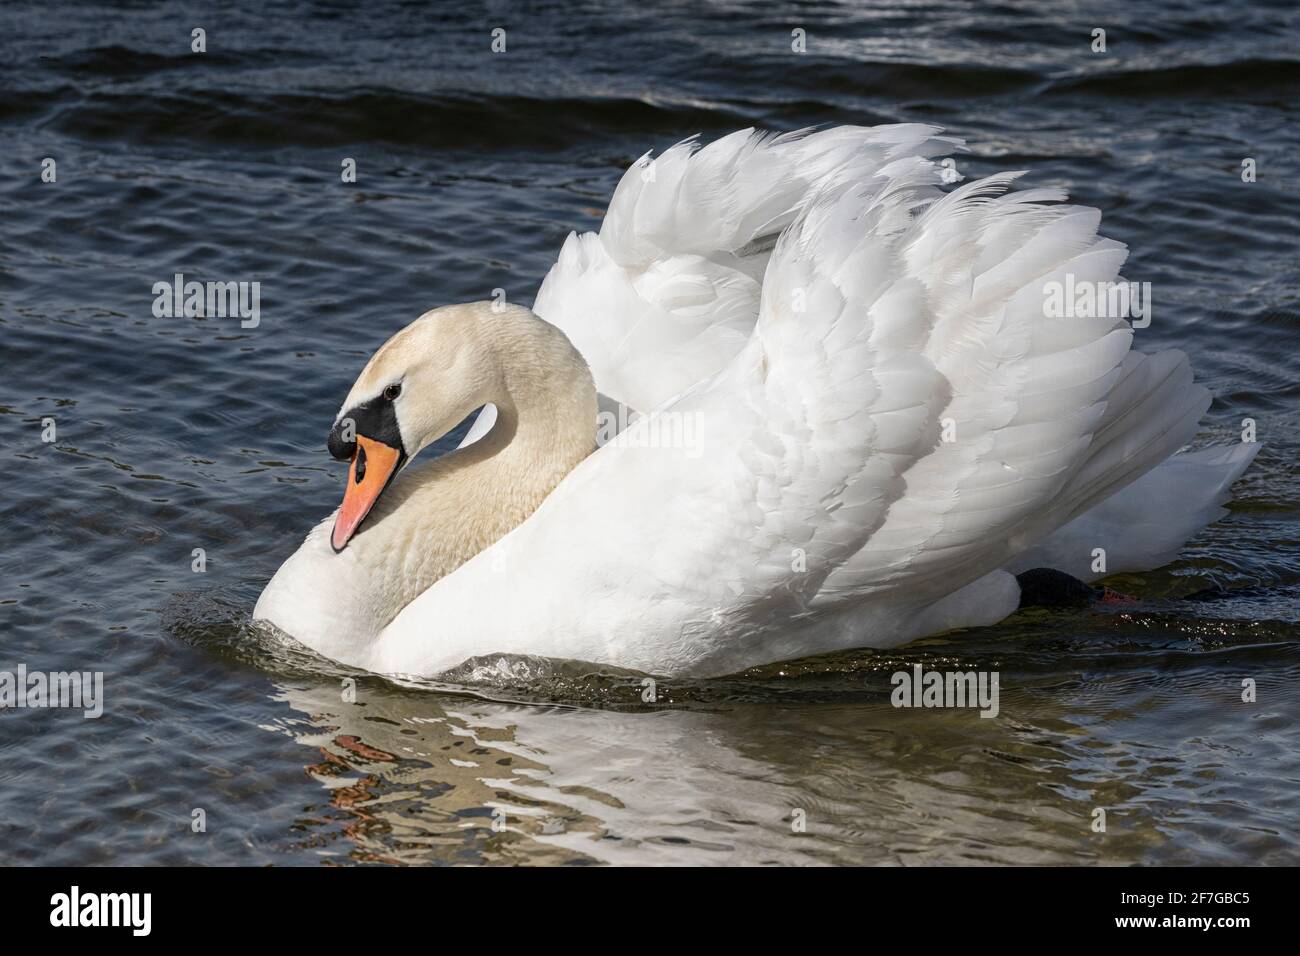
[255,124,1258,678]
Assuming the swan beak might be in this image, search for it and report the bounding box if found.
[331,435,403,552]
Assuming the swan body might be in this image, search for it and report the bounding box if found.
[255,124,1258,678]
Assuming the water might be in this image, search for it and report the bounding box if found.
[2,0,1297,865]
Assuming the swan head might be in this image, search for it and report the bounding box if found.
[324,301,595,554]
[325,302,518,553]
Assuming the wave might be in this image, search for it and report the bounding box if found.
[16,86,756,150]
[7,45,1296,152]
[36,43,274,78]
[1046,57,1300,97]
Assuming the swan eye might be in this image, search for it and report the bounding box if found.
[383,384,401,401]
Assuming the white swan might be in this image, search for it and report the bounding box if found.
[254,125,1258,678]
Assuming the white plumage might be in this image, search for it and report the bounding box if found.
[258,124,1258,678]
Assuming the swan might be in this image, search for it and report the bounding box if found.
[254,124,1258,678]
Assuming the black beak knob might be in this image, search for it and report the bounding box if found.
[327,418,356,461]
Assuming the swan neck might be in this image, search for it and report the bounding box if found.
[355,312,596,627]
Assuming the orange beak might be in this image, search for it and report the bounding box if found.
[331,435,403,552]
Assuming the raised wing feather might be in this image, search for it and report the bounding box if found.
[533,125,959,413]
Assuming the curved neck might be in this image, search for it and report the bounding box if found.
[348,322,597,628]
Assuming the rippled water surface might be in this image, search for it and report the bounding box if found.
[2,0,1298,865]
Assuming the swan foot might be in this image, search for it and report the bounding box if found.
[1014,567,1136,609]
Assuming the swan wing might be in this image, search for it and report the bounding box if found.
[533,125,959,413]
[760,165,1212,611]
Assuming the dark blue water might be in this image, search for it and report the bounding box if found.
[1,0,1297,864]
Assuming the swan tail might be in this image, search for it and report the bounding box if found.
[1006,440,1260,581]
